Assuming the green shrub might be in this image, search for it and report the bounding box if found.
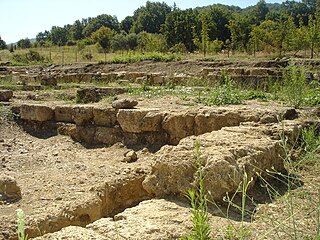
[183,140,211,240]
[205,74,241,106]
[12,50,45,64]
[82,52,93,61]
[105,52,181,64]
[169,43,188,54]
[26,50,44,62]
[282,65,306,108]
[241,89,268,101]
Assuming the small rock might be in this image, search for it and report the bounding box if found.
[260,114,277,124]
[135,167,145,174]
[0,175,21,202]
[142,148,149,153]
[41,76,57,86]
[20,149,28,154]
[122,150,138,163]
[283,108,298,120]
[112,99,138,109]
[0,90,13,102]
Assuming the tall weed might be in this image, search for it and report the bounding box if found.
[183,140,211,240]
[282,65,306,108]
[16,209,28,240]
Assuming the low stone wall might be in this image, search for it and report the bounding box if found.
[14,103,297,150]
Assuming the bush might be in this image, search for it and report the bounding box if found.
[204,73,241,106]
[105,52,181,64]
[12,50,45,64]
[208,39,224,54]
[26,50,44,62]
[82,52,93,61]
[169,43,188,54]
[282,65,306,108]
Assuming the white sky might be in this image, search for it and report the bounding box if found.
[0,0,285,43]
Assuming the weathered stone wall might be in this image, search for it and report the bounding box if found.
[14,103,297,150]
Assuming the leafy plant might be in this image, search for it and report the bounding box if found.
[224,224,252,240]
[205,73,241,106]
[282,65,306,108]
[256,122,320,239]
[16,209,28,240]
[241,89,268,101]
[183,140,211,240]
[105,52,181,64]
[297,124,320,168]
[12,50,45,65]
[222,172,253,240]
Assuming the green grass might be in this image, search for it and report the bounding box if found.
[181,122,320,239]
[0,75,14,86]
[102,52,181,64]
[255,122,320,239]
[0,47,182,65]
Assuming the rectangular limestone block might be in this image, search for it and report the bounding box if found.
[54,106,73,122]
[94,127,123,145]
[20,104,53,122]
[117,109,163,133]
[72,106,93,125]
[93,108,118,127]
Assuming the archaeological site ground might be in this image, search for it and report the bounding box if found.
[0,58,319,240]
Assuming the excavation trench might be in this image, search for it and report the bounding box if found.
[1,103,302,239]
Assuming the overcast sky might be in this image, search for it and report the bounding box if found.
[0,0,285,43]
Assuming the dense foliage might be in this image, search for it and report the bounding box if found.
[0,36,6,50]
[2,0,320,57]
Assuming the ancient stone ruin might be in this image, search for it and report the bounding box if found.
[0,59,319,239]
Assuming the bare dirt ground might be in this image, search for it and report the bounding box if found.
[1,60,320,240]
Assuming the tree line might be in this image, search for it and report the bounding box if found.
[1,0,320,58]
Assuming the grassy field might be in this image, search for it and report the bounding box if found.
[0,45,307,65]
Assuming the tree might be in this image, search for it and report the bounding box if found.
[91,26,115,61]
[249,25,264,56]
[254,0,269,22]
[49,26,69,46]
[36,31,50,46]
[0,36,6,50]
[307,15,319,58]
[111,32,128,52]
[137,32,167,52]
[162,9,199,52]
[126,33,138,51]
[200,13,209,57]
[227,14,254,52]
[9,44,14,52]
[132,1,171,34]
[121,16,133,33]
[83,14,119,37]
[249,15,296,56]
[71,20,84,41]
[291,18,309,56]
[282,0,310,26]
[205,6,232,42]
[306,1,320,58]
[17,38,32,49]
